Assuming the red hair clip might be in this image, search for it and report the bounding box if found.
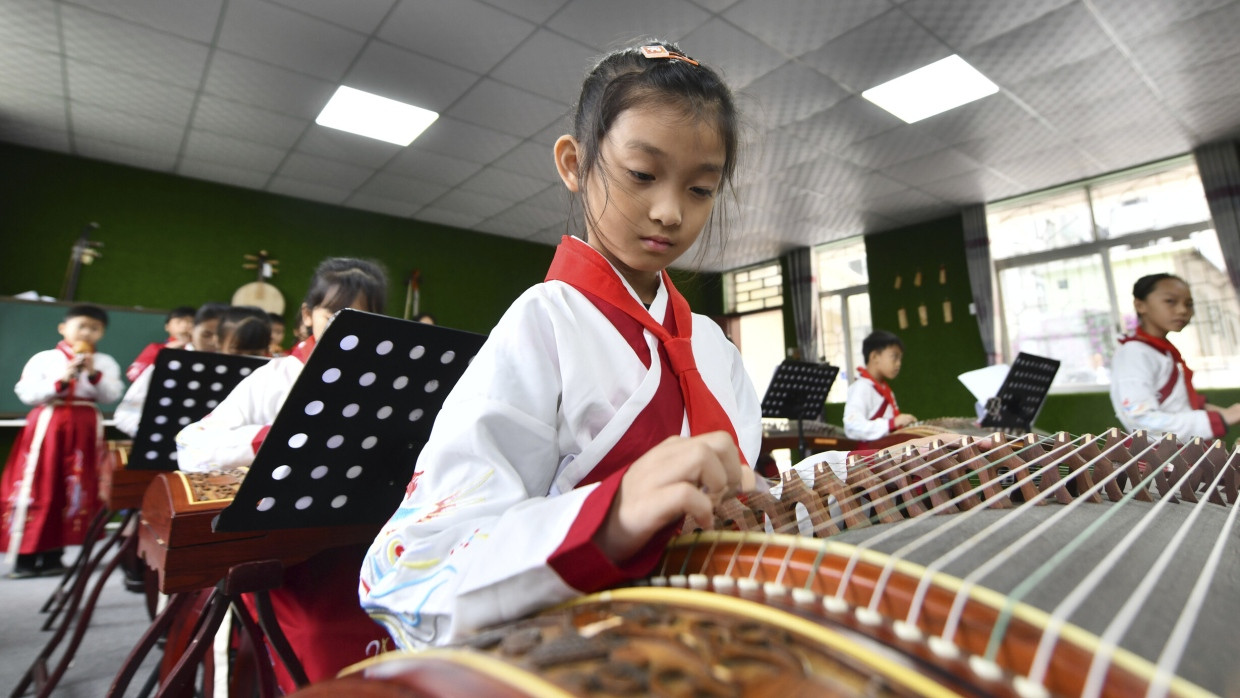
[640,45,699,66]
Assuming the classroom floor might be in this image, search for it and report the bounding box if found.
[1,539,161,698]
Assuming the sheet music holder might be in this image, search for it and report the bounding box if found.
[128,349,270,471]
[980,352,1060,433]
[760,360,839,458]
[214,309,487,533]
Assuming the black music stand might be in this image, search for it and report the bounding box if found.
[980,352,1060,433]
[113,310,489,696]
[760,360,838,458]
[216,308,487,532]
[129,349,271,470]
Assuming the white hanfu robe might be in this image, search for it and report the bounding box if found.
[843,370,899,441]
[174,355,291,472]
[1110,338,1223,440]
[360,245,761,649]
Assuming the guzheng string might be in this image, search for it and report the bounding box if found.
[1148,463,1239,698]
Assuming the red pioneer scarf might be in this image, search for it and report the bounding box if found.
[1119,327,1205,408]
[544,237,743,457]
[858,367,899,420]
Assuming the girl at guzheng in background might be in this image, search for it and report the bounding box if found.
[174,257,393,689]
[1110,273,1240,439]
[360,40,762,648]
[1,304,123,579]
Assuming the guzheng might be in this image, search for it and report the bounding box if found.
[98,439,157,511]
[303,428,1239,698]
[137,469,377,594]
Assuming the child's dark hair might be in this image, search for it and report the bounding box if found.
[167,305,196,322]
[569,40,740,261]
[267,311,285,326]
[220,305,272,355]
[303,258,388,315]
[65,304,108,326]
[194,302,228,325]
[1132,273,1185,300]
[862,330,903,364]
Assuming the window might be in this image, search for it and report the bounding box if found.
[987,156,1240,390]
[816,238,869,402]
[723,261,786,402]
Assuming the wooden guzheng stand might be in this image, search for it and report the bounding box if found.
[300,428,1239,698]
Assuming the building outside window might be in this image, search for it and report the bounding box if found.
[986,156,1240,391]
[723,261,785,402]
[816,238,869,403]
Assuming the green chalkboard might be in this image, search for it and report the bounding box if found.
[0,297,167,418]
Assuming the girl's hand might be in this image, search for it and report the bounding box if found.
[1218,403,1240,426]
[894,413,917,428]
[595,431,751,564]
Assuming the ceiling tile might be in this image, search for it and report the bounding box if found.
[70,103,187,153]
[1175,93,1240,142]
[346,193,423,219]
[267,0,395,35]
[900,0,1074,51]
[74,136,179,171]
[738,61,850,130]
[277,152,374,190]
[296,127,403,169]
[835,126,949,169]
[413,206,489,229]
[1005,49,1147,118]
[190,95,309,149]
[988,143,1102,192]
[61,5,211,88]
[430,188,514,218]
[70,0,225,43]
[1088,0,1235,43]
[488,29,598,105]
[911,93,1038,145]
[1127,2,1240,77]
[482,199,566,233]
[384,146,485,187]
[405,116,522,164]
[722,0,890,58]
[680,17,788,90]
[202,51,338,118]
[800,8,952,90]
[0,42,64,97]
[183,129,287,172]
[880,148,981,186]
[1153,54,1240,109]
[961,2,1113,85]
[178,158,275,189]
[353,171,450,206]
[267,176,351,205]
[0,84,68,130]
[216,0,366,82]
[783,97,903,153]
[479,0,567,25]
[545,0,711,51]
[914,168,1024,204]
[345,41,479,113]
[0,121,71,152]
[1,0,60,53]
[491,140,559,182]
[379,0,536,75]
[459,166,555,202]
[67,60,198,125]
[446,78,567,138]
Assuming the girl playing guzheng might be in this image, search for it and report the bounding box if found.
[1110,273,1240,439]
[174,257,393,689]
[360,40,762,648]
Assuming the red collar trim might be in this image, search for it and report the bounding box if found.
[290,335,316,364]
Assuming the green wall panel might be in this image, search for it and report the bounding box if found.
[861,216,987,420]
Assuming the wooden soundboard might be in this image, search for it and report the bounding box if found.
[137,470,378,594]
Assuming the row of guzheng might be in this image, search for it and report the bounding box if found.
[304,428,1239,698]
[137,469,377,594]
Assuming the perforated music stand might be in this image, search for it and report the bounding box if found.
[214,309,487,533]
[760,360,839,458]
[129,349,270,470]
[980,352,1060,433]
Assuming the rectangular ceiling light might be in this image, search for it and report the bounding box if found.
[315,86,439,146]
[861,55,998,124]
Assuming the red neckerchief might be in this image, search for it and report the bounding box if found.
[544,236,745,464]
[858,367,899,421]
[290,335,316,364]
[1119,327,1204,408]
